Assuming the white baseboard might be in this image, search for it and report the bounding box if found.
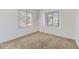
[0,30,38,44]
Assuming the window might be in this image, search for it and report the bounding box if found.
[19,10,32,27]
[45,11,59,27]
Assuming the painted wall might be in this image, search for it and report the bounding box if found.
[39,9,76,39]
[75,10,79,47]
[0,9,77,45]
[0,9,38,43]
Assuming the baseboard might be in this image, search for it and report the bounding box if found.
[0,31,39,44]
[40,32,74,40]
[0,31,74,43]
[1,31,78,48]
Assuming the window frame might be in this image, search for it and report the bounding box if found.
[18,10,32,28]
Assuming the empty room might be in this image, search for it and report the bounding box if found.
[0,9,79,49]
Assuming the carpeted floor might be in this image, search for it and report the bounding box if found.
[0,32,78,49]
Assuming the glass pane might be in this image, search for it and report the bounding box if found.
[53,11,59,27]
[46,11,59,27]
[19,11,32,27]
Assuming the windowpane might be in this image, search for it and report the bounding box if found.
[46,11,59,27]
[19,10,32,27]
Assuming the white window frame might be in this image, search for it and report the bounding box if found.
[45,11,59,27]
[18,10,32,28]
[45,10,61,29]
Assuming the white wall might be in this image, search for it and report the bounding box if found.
[0,9,38,43]
[39,9,76,39]
[0,9,78,46]
[75,10,79,47]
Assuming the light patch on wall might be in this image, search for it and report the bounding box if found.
[19,10,32,27]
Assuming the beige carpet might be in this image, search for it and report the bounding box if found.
[0,32,78,49]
